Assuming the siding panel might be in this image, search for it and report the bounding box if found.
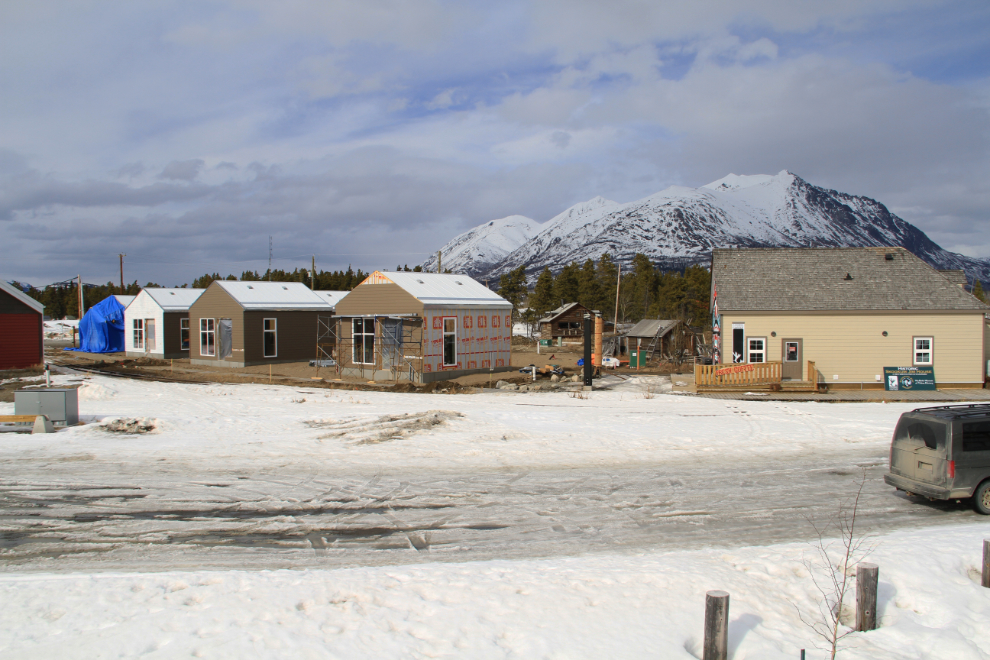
[188,283,244,362]
[719,312,985,384]
[0,313,43,369]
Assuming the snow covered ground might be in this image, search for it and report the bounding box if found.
[1,374,988,658]
[1,524,988,659]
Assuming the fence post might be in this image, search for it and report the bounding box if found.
[703,590,729,660]
[856,563,879,631]
[983,539,989,589]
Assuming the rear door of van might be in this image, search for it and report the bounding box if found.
[890,415,950,487]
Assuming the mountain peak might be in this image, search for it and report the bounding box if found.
[426,173,990,287]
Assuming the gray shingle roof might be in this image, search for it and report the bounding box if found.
[712,247,988,312]
[538,302,586,323]
[624,319,679,338]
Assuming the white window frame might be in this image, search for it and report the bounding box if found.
[133,319,144,349]
[200,318,215,357]
[913,336,933,365]
[180,318,190,351]
[353,318,375,365]
[263,318,277,358]
[442,317,457,366]
[747,337,766,363]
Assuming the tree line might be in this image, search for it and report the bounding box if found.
[14,265,371,319]
[498,253,712,326]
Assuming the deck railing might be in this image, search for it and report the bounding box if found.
[695,361,782,388]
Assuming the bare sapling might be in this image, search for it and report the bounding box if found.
[796,469,876,659]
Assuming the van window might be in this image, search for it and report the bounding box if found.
[962,421,990,452]
[893,417,947,452]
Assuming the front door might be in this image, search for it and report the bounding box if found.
[145,319,156,353]
[782,339,802,380]
[219,319,233,359]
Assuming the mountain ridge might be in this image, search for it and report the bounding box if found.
[425,171,990,287]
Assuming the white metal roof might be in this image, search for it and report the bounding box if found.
[0,280,43,314]
[314,290,349,309]
[372,271,512,308]
[140,288,205,311]
[216,281,334,310]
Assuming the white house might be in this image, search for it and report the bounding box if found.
[124,288,205,359]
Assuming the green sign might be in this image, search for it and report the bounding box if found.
[883,366,936,391]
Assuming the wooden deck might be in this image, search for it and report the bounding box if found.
[695,360,820,393]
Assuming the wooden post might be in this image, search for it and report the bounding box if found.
[856,563,879,631]
[983,539,989,589]
[703,590,729,660]
[311,255,315,290]
[119,253,126,293]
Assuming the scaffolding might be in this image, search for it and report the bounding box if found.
[315,315,424,382]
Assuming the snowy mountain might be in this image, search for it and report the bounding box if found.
[421,215,543,275]
[432,171,990,286]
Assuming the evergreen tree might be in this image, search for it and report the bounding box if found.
[529,267,555,316]
[595,254,618,316]
[578,259,602,310]
[553,262,580,306]
[497,265,528,316]
[974,279,987,303]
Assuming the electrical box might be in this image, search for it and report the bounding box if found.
[15,389,79,426]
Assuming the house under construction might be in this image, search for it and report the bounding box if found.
[324,271,514,383]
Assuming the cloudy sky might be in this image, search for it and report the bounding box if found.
[2,0,988,287]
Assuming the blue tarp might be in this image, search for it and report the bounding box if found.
[64,296,126,353]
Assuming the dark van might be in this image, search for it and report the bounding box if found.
[884,404,990,515]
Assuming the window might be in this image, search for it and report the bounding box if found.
[353,318,375,364]
[784,341,799,362]
[913,337,933,365]
[443,317,457,366]
[962,421,990,452]
[133,319,144,349]
[180,318,190,351]
[893,417,947,453]
[263,318,277,358]
[200,318,215,356]
[747,337,766,363]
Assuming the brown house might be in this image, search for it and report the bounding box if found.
[188,281,333,368]
[538,302,595,343]
[0,280,44,369]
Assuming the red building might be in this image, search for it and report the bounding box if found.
[0,280,44,369]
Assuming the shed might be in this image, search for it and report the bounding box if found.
[0,280,44,369]
[188,281,333,368]
[621,319,684,358]
[333,271,513,383]
[125,288,204,359]
[709,247,989,389]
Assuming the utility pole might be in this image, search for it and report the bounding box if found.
[118,253,126,293]
[268,236,273,281]
[613,263,621,330]
[77,275,84,319]
[437,250,442,274]
[311,255,315,290]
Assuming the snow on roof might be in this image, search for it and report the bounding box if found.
[363,271,511,308]
[215,281,333,310]
[0,280,43,314]
[141,288,205,311]
[314,290,349,309]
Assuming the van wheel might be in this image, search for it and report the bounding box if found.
[975,481,990,515]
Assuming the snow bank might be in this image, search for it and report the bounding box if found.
[1,523,987,659]
[0,374,918,471]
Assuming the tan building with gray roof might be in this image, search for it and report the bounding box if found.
[710,247,989,389]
